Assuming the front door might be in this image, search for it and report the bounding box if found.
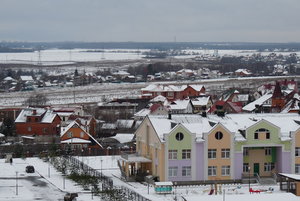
[254,163,260,176]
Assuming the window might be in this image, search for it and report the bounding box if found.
[254,128,270,140]
[35,117,38,122]
[27,126,32,132]
[27,118,31,122]
[182,166,191,177]
[265,148,272,156]
[80,132,84,138]
[208,166,217,176]
[221,149,230,158]
[68,131,73,138]
[168,167,178,177]
[208,149,217,159]
[222,166,230,176]
[175,132,184,141]
[182,149,191,159]
[264,163,275,172]
[296,164,300,174]
[43,128,47,134]
[243,148,249,156]
[296,147,300,157]
[243,163,249,172]
[215,131,223,140]
[167,92,174,97]
[168,150,177,160]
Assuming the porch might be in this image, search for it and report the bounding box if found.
[118,152,152,182]
[278,173,300,196]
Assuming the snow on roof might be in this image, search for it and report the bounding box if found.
[142,84,204,92]
[209,113,300,136]
[242,93,272,112]
[116,119,134,129]
[120,154,152,162]
[147,113,300,142]
[154,182,173,186]
[61,138,91,144]
[20,75,34,81]
[110,133,134,144]
[190,84,204,91]
[21,136,35,139]
[15,108,57,123]
[101,123,117,129]
[279,173,300,181]
[192,96,210,106]
[168,99,191,110]
[3,76,15,81]
[134,108,150,117]
[150,95,167,103]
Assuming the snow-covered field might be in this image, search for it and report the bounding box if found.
[0,49,148,65]
[1,156,299,201]
[0,48,298,66]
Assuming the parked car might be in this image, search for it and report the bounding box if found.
[25,165,35,173]
[64,193,78,201]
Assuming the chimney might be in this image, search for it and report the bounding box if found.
[201,105,207,117]
[168,112,172,120]
[32,109,37,115]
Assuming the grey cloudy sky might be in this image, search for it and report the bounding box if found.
[0,0,299,42]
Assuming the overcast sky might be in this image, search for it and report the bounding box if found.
[1,0,299,43]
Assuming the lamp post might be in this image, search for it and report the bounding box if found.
[100,159,103,179]
[248,166,251,192]
[174,181,177,201]
[16,171,18,196]
[63,174,65,189]
[147,170,150,194]
[48,158,50,178]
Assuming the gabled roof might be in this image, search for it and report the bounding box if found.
[141,84,204,93]
[192,96,210,106]
[150,95,167,103]
[20,75,34,81]
[61,121,103,148]
[15,108,58,123]
[142,113,300,143]
[242,93,272,112]
[168,99,191,110]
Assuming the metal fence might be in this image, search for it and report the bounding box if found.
[66,156,151,201]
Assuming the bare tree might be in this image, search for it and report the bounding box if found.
[24,92,49,107]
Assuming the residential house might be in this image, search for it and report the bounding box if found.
[60,121,102,151]
[191,96,213,114]
[141,84,205,101]
[15,107,61,143]
[169,99,193,114]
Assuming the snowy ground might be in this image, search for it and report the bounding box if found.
[78,156,300,201]
[0,157,94,201]
[1,156,299,201]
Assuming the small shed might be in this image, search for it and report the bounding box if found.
[278,173,300,196]
[154,182,173,194]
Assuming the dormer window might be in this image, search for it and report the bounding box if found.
[175,132,184,141]
[215,131,223,140]
[254,128,270,140]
